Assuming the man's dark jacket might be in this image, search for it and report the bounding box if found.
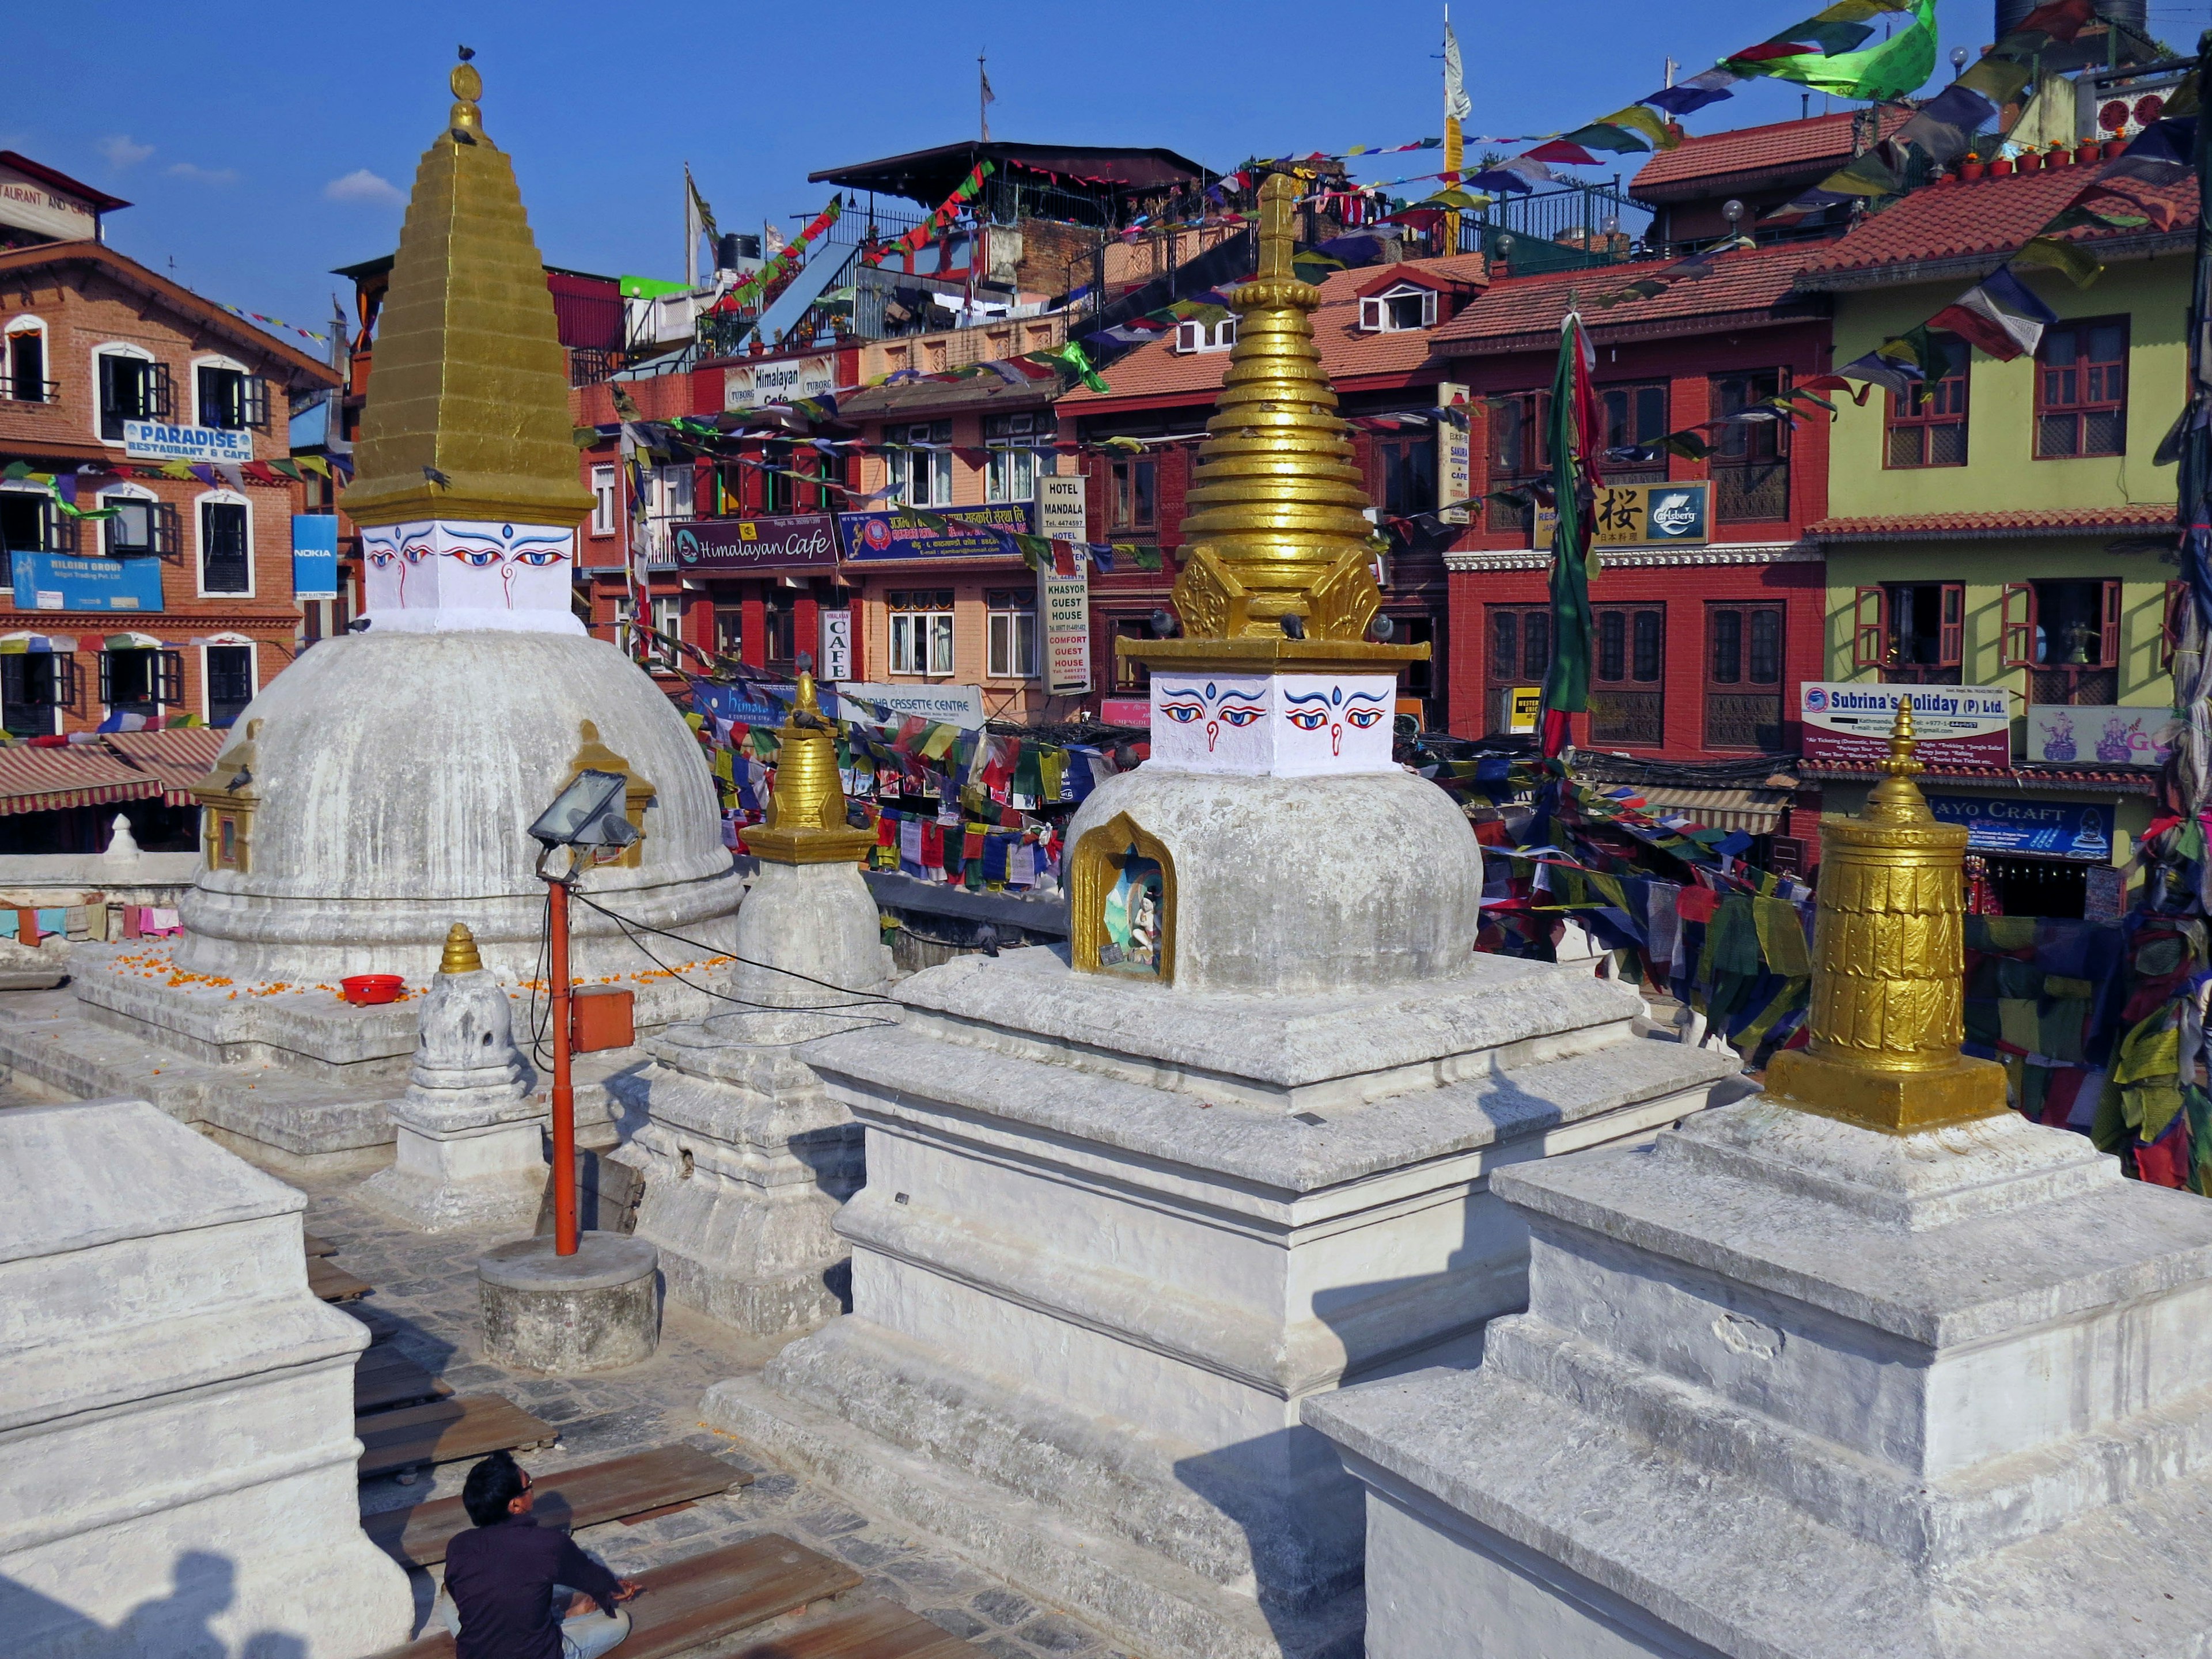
[445,1513,624,1659]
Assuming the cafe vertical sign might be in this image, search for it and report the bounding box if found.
[1040,550,1091,696]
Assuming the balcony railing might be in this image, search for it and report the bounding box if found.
[1712,460,1790,524]
[0,375,61,405]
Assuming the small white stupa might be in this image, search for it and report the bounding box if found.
[40,56,741,1160]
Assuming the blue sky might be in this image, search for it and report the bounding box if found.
[10,1,2209,355]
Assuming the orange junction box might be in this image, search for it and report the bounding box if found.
[570,985,635,1053]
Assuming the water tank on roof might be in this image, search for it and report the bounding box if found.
[1997,0,2143,34]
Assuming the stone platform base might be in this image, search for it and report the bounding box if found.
[356,1119,549,1233]
[480,1232,661,1374]
[703,1367,1365,1659]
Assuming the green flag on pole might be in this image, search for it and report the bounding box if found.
[1538,317,1594,753]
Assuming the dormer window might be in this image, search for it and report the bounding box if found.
[1174,319,1236,354]
[1359,285,1440,333]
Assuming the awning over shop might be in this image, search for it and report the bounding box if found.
[0,745,164,816]
[101,726,228,805]
[1605,783,1791,836]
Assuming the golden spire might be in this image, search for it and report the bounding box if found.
[440,922,484,975]
[745,670,877,866]
[1765,698,2009,1135]
[1121,173,1426,677]
[343,54,594,529]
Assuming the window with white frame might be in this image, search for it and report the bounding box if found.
[649,594,684,666]
[986,588,1038,679]
[1,638,73,737]
[0,486,73,555]
[96,346,171,441]
[888,588,956,677]
[1173,318,1236,354]
[590,464,617,535]
[103,488,174,558]
[193,358,269,431]
[984,411,1051,503]
[101,644,180,716]
[1358,284,1440,333]
[198,495,251,594]
[204,641,255,726]
[888,421,955,507]
[4,320,50,403]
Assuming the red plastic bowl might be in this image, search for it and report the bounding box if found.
[340,974,404,1005]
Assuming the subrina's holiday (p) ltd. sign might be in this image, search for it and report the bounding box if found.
[1799,682,2014,767]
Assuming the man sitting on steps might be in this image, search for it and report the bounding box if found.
[440,1449,643,1659]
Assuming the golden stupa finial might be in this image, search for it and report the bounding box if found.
[343,52,593,531]
[1118,172,1426,678]
[1764,696,2008,1135]
[747,667,876,867]
[440,922,483,975]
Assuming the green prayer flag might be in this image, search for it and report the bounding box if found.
[1538,320,1593,724]
[2011,237,2103,289]
[1736,0,1937,100]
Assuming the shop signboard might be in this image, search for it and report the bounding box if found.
[835,681,987,729]
[723,353,836,410]
[1536,481,1710,551]
[1799,682,2013,767]
[291,513,339,599]
[818,608,853,681]
[1437,383,1472,526]
[2024,704,2172,768]
[10,551,163,613]
[690,679,786,730]
[1924,793,2115,863]
[1040,560,1091,696]
[837,503,1032,562]
[1501,685,1541,734]
[668,513,838,572]
[1036,474,1088,541]
[122,421,253,464]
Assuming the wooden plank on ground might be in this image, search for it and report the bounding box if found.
[369,1532,862,1659]
[303,1231,337,1256]
[357,1395,557,1480]
[355,1347,452,1416]
[725,1597,982,1659]
[365,1444,750,1568]
[309,1256,372,1303]
[344,1304,402,1345]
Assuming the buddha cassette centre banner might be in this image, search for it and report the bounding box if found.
[1800,682,2013,767]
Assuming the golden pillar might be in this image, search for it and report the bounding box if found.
[742,672,877,866]
[1764,699,2009,1134]
[1120,173,1426,681]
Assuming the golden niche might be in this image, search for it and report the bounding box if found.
[1764,698,2009,1135]
[561,721,654,870]
[190,717,262,875]
[1071,813,1176,983]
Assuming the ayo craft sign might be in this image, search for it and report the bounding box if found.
[1800,681,2013,768]
[1149,673,1396,777]
[1924,793,2115,863]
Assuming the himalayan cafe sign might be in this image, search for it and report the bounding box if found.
[1799,682,2013,767]
[669,514,838,573]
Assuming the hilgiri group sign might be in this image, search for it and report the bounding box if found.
[11,551,163,613]
[1799,681,2013,767]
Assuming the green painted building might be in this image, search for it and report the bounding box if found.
[1789,162,2191,918]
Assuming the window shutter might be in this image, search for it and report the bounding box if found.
[97,651,113,704]
[1998,582,2037,669]
[1421,290,1438,327]
[2099,577,2123,668]
[148,363,175,421]
[2164,578,2189,669]
[158,651,183,705]
[156,501,181,557]
[56,654,78,711]
[243,377,272,429]
[1359,297,1383,331]
[1176,321,1200,353]
[1851,585,1887,671]
[1938,582,1965,669]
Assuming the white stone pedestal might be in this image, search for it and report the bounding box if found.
[0,1099,412,1658]
[703,945,1738,1659]
[358,957,545,1232]
[1307,1097,2212,1659]
[616,853,891,1336]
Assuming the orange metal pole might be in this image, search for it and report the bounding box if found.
[547,873,578,1256]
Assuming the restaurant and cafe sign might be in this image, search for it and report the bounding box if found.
[669,513,838,572]
[1923,793,2116,864]
[837,503,1033,562]
[1536,480,1710,551]
[1799,682,2013,768]
[724,353,838,410]
[122,422,255,465]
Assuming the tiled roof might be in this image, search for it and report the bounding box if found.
[1630,109,1911,200]
[1809,505,2176,539]
[1058,253,1488,408]
[1801,760,2157,795]
[1796,165,2198,282]
[1432,242,1824,355]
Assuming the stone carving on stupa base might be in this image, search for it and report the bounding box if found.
[616,668,892,1335]
[358,923,547,1233]
[3,54,742,1166]
[698,168,1743,1659]
[1310,700,2212,1659]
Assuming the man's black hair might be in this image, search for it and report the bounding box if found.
[462,1450,527,1527]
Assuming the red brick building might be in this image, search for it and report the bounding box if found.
[0,235,339,737]
[1055,251,1490,729]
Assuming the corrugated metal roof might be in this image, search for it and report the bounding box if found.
[1433,243,1820,355]
[0,745,163,817]
[101,727,228,805]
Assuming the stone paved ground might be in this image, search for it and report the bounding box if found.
[307,1169,1132,1659]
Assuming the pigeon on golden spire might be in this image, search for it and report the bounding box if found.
[1120,172,1427,678]
[1766,698,2009,1134]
